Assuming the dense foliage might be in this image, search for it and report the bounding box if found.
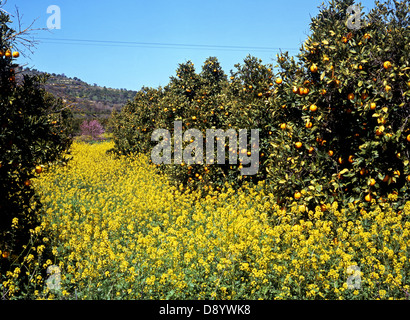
[0,9,73,298]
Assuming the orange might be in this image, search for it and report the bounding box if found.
[305,121,313,129]
[369,178,376,186]
[0,50,3,57]
[385,85,391,92]
[295,142,302,149]
[303,88,309,95]
[370,102,376,110]
[365,194,372,202]
[280,123,287,130]
[12,51,19,58]
[294,192,302,200]
[292,86,298,94]
[407,175,410,182]
[5,50,11,57]
[248,85,253,89]
[347,93,355,100]
[275,78,283,85]
[320,89,327,95]
[308,147,314,154]
[230,76,234,80]
[328,150,334,156]
[191,116,197,120]
[2,251,9,259]
[348,155,354,163]
[394,170,400,176]
[359,168,367,176]
[310,64,318,73]
[258,92,263,97]
[407,134,410,142]
[382,175,390,183]
[383,61,392,70]
[309,104,317,112]
[35,166,42,174]
[338,157,344,165]
[24,180,31,186]
[298,87,304,95]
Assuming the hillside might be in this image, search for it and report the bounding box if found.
[19,67,137,118]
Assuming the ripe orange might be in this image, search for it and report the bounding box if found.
[341,36,348,43]
[310,104,317,112]
[12,51,19,58]
[280,123,287,130]
[303,88,309,95]
[370,102,376,110]
[347,93,355,100]
[328,150,334,157]
[376,128,383,136]
[2,251,9,259]
[338,157,344,165]
[305,121,313,128]
[382,175,390,183]
[308,147,314,154]
[407,134,410,142]
[295,142,303,149]
[191,116,197,120]
[394,170,400,176]
[383,61,392,70]
[5,50,11,58]
[298,87,304,95]
[35,166,42,174]
[348,155,354,163]
[320,89,327,95]
[369,178,376,186]
[0,50,3,57]
[407,175,410,182]
[365,194,372,202]
[310,64,318,73]
[248,85,253,89]
[359,168,367,175]
[294,192,302,200]
[24,180,31,186]
[292,86,298,94]
[258,92,263,97]
[385,85,392,92]
[275,78,283,85]
[230,76,234,80]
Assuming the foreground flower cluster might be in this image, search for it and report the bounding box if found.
[31,141,410,299]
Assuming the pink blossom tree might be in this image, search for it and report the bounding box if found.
[80,120,105,140]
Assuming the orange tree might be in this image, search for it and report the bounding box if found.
[110,86,164,155]
[0,8,72,295]
[266,0,410,211]
[225,55,275,185]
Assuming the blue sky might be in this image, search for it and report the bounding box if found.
[4,0,377,91]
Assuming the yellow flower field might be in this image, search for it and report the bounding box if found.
[31,141,410,299]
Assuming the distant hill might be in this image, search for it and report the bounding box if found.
[19,67,137,118]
